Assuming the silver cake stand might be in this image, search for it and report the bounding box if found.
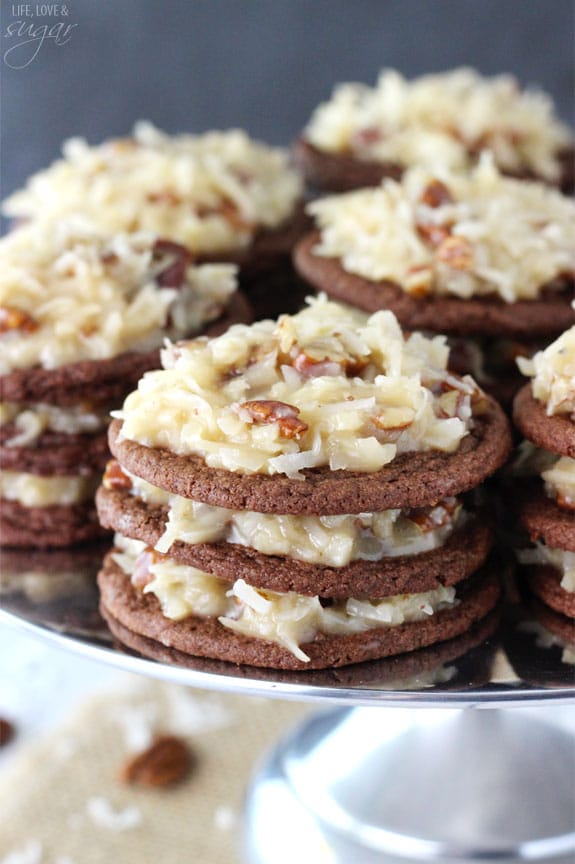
[1,549,574,863]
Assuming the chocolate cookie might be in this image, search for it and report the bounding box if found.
[0,291,252,406]
[0,429,109,476]
[513,384,575,458]
[529,596,575,646]
[294,232,575,339]
[524,565,575,619]
[108,398,511,515]
[96,486,493,598]
[97,553,500,670]
[101,599,500,687]
[1,498,108,548]
[293,138,575,196]
[514,481,575,552]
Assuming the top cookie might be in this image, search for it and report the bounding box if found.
[514,326,575,457]
[295,68,573,192]
[110,296,511,513]
[2,123,304,257]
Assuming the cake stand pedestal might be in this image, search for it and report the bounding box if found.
[244,705,575,863]
[2,557,574,864]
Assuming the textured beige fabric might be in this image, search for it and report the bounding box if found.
[0,678,309,864]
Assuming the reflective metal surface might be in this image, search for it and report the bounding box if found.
[1,544,574,707]
[244,706,575,863]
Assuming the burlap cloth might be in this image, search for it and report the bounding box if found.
[0,676,310,864]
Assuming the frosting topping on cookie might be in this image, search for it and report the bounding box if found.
[517,325,575,417]
[304,68,572,181]
[0,221,237,372]
[308,156,575,303]
[3,123,303,254]
[117,296,481,477]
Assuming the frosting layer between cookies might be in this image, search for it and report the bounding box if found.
[0,222,237,372]
[308,157,574,303]
[116,466,462,567]
[1,470,99,506]
[113,535,459,662]
[3,124,303,254]
[304,68,572,181]
[117,297,479,477]
[0,401,110,447]
[517,325,575,418]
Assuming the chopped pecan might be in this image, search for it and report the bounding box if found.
[147,189,182,206]
[419,179,454,208]
[0,718,15,747]
[132,547,164,590]
[153,239,194,288]
[351,126,384,149]
[0,306,38,335]
[241,399,308,439]
[556,492,575,511]
[436,235,474,271]
[103,460,133,491]
[416,221,452,248]
[120,734,194,788]
[406,498,458,532]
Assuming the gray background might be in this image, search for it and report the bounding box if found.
[1,0,573,202]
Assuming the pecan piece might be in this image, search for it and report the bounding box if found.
[436,236,474,271]
[120,735,194,788]
[0,718,15,747]
[416,221,452,248]
[103,460,133,492]
[420,179,454,208]
[0,306,38,335]
[405,498,459,532]
[131,547,164,590]
[153,239,194,288]
[241,400,308,439]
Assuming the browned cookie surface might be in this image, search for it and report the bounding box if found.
[96,485,493,598]
[294,233,575,339]
[1,429,109,476]
[515,481,575,552]
[97,553,501,670]
[524,565,575,620]
[0,291,252,406]
[513,384,575,458]
[529,596,575,646]
[102,602,500,687]
[1,498,108,548]
[292,138,575,196]
[108,399,511,516]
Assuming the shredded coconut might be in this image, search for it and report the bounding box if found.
[0,841,43,864]
[304,68,572,181]
[115,535,458,662]
[0,471,99,507]
[3,123,303,253]
[0,219,237,373]
[86,797,142,832]
[117,295,480,477]
[517,325,575,417]
[309,155,575,303]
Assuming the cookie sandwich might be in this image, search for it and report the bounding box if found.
[294,68,574,194]
[512,325,575,638]
[97,296,511,670]
[0,219,245,548]
[2,122,308,317]
[294,156,575,404]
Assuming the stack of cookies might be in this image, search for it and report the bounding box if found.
[294,68,574,194]
[96,297,511,670]
[294,156,575,404]
[2,122,308,318]
[512,325,575,646]
[0,220,244,548]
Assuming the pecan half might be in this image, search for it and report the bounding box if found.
[120,735,193,787]
[103,460,133,492]
[0,306,38,335]
[241,400,308,439]
[0,718,15,747]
